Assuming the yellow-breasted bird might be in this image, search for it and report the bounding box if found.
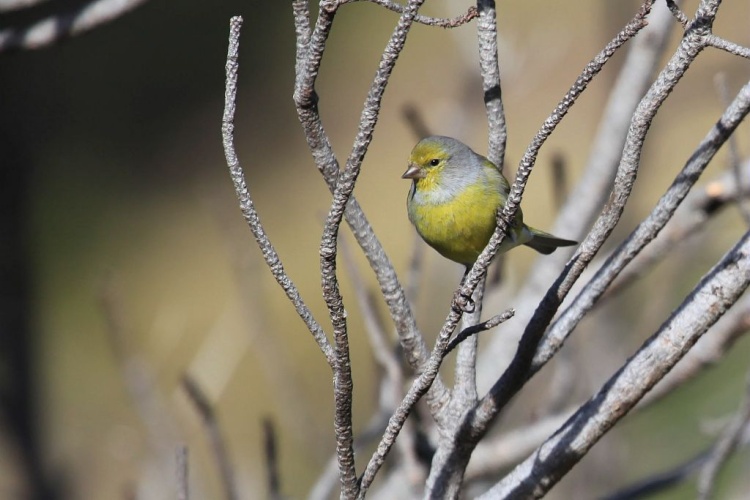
[403,136,576,266]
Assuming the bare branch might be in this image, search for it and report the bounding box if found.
[221,16,334,366]
[480,230,750,499]
[0,0,150,53]
[0,0,49,13]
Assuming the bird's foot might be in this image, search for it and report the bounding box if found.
[453,289,475,313]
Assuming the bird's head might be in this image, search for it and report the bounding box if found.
[401,136,461,182]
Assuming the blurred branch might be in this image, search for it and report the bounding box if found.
[481,229,750,498]
[697,373,750,500]
[603,452,708,500]
[176,445,189,500]
[221,16,334,367]
[342,0,477,28]
[603,161,750,301]
[402,103,433,139]
[99,277,181,454]
[0,0,150,53]
[715,72,750,226]
[263,419,282,500]
[182,375,237,500]
[0,0,49,13]
[605,374,750,500]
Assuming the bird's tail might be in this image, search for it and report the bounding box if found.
[523,227,577,255]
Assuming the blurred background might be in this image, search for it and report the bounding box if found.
[1,0,750,498]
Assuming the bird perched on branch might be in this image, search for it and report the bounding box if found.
[403,136,576,266]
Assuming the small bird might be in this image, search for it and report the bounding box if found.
[403,136,576,266]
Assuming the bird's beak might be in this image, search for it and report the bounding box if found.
[401,163,425,179]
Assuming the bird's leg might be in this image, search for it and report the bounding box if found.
[453,266,475,313]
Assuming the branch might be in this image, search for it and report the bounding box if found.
[0,0,150,53]
[480,229,750,499]
[0,0,49,13]
[221,16,334,366]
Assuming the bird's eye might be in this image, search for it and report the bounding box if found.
[429,159,440,166]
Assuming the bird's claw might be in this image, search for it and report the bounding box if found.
[453,290,475,313]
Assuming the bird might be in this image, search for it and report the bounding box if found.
[403,135,576,267]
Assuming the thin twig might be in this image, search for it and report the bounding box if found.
[666,0,689,27]
[0,0,150,53]
[603,451,708,500]
[341,0,477,28]
[706,34,750,60]
[444,309,515,357]
[221,16,334,367]
[182,375,238,500]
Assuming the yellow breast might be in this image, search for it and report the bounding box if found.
[408,179,503,265]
